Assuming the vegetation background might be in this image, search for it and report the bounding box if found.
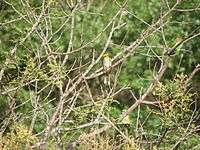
[0,0,200,149]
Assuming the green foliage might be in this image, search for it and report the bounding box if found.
[155,74,194,126]
[145,74,199,149]
[0,96,9,117]
[0,0,199,149]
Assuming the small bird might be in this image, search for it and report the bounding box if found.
[102,53,112,86]
[165,37,184,56]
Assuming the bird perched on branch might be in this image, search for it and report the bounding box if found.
[165,37,184,56]
[102,53,112,86]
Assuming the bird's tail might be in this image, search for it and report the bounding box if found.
[104,75,111,86]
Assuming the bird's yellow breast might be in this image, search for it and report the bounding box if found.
[103,56,111,69]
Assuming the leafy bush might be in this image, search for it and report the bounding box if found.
[0,123,38,150]
[0,0,199,149]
